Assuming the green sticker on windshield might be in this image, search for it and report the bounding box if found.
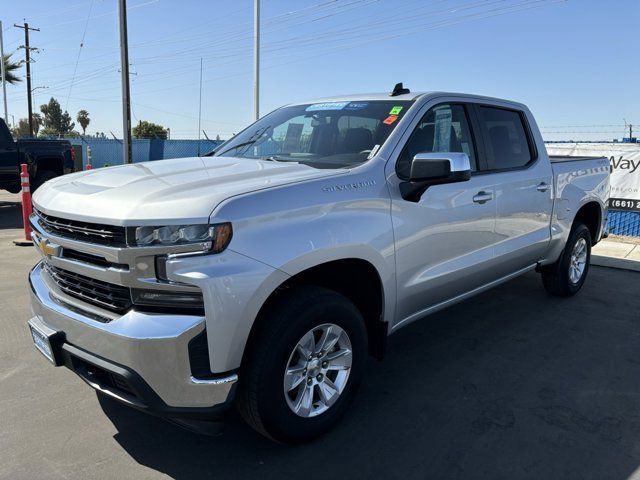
[389,106,403,115]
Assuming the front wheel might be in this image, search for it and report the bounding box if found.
[541,222,591,297]
[237,286,367,443]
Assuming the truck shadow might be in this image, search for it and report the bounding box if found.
[0,199,23,230]
[98,268,640,480]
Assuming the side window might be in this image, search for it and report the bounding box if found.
[478,106,533,170]
[397,104,477,179]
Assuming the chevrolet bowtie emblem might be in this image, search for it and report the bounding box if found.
[37,238,59,258]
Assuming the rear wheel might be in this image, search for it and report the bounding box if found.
[32,170,58,192]
[541,223,591,297]
[237,286,367,443]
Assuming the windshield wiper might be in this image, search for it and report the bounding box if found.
[263,156,298,163]
[217,140,258,157]
[217,126,271,157]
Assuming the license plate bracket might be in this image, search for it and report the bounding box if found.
[28,318,64,366]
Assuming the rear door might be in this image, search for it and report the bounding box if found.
[473,105,553,275]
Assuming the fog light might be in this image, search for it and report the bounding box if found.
[131,288,204,312]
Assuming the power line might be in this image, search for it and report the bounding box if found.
[25,0,566,104]
[65,0,95,112]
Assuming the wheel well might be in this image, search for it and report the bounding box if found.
[249,259,387,362]
[573,202,601,244]
[36,157,63,176]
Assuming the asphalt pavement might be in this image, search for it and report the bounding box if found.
[1,191,640,480]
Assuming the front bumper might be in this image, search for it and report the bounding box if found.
[29,262,237,418]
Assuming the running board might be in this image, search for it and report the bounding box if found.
[391,264,537,332]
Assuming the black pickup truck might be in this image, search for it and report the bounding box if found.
[0,118,75,193]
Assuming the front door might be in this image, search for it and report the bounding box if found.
[387,102,502,328]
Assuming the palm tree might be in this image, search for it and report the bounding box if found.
[32,113,43,136]
[76,109,90,135]
[2,53,22,84]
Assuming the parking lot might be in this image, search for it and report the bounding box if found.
[1,191,639,480]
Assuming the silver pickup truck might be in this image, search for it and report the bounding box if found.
[27,87,610,443]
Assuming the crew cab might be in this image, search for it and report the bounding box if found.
[0,118,75,193]
[26,87,610,443]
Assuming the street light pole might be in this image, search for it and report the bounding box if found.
[253,0,260,121]
[118,0,133,164]
[197,58,203,155]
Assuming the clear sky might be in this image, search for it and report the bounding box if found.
[1,0,638,141]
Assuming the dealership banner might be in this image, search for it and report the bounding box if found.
[545,143,640,212]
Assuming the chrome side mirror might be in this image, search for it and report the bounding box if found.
[401,152,471,201]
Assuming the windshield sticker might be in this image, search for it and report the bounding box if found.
[305,101,350,112]
[389,106,403,115]
[383,115,398,125]
[344,102,368,110]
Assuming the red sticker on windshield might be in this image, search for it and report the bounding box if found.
[383,115,398,125]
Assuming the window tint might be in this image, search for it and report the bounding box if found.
[397,104,476,179]
[479,106,532,170]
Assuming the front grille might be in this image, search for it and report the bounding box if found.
[44,264,132,314]
[35,210,126,247]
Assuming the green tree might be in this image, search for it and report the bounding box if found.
[76,109,90,135]
[132,120,168,139]
[11,118,30,138]
[1,53,22,84]
[10,114,42,137]
[40,97,75,135]
[32,113,43,136]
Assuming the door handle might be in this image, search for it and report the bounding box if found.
[537,182,550,192]
[472,191,493,204]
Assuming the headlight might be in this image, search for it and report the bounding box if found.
[133,222,232,252]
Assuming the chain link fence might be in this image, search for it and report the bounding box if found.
[68,138,223,168]
[608,211,640,237]
[52,138,640,238]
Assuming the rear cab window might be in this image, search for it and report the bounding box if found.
[477,106,535,170]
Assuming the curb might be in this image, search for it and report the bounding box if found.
[591,255,640,273]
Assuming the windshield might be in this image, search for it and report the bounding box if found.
[214,100,414,169]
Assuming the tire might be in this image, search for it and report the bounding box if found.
[541,222,591,297]
[32,170,58,192]
[237,286,367,443]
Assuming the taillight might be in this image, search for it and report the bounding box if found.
[70,147,76,162]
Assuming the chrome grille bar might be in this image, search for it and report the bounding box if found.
[36,210,127,246]
[44,264,132,314]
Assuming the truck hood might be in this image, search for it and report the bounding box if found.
[32,156,342,225]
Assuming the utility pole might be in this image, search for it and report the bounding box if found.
[624,119,634,141]
[0,21,8,123]
[198,58,203,155]
[118,0,133,163]
[253,0,260,121]
[14,22,39,137]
